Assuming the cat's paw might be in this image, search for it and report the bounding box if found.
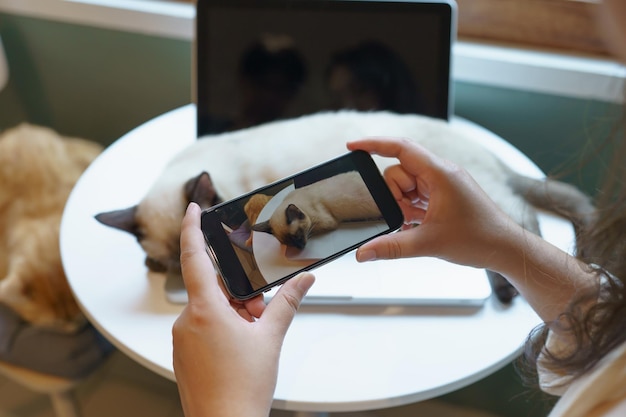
[486,270,518,304]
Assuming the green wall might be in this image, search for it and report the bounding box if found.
[0,13,192,145]
[0,12,622,417]
[455,83,620,196]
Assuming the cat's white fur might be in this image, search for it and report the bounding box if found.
[134,111,535,270]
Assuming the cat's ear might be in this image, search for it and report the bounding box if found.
[251,220,273,234]
[184,172,222,209]
[95,206,142,239]
[285,204,305,225]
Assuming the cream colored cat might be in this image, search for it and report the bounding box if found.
[252,171,383,249]
[95,110,594,303]
[0,124,103,331]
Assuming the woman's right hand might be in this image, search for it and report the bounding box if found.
[349,137,596,324]
[347,137,524,272]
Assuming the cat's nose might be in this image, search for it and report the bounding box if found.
[288,237,306,250]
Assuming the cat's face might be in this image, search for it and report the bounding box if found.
[253,203,312,249]
[95,172,222,277]
[94,202,181,275]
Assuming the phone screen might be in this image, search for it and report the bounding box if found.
[201,151,403,300]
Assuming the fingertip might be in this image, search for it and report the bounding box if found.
[260,273,316,331]
[179,201,218,301]
[346,140,363,152]
[186,201,201,216]
[244,294,267,318]
[295,272,315,293]
[181,202,201,238]
[356,248,377,262]
[347,136,383,150]
[278,272,315,298]
[180,202,203,250]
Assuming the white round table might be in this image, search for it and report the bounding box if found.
[60,105,575,414]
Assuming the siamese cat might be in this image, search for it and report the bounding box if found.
[95,110,595,303]
[252,171,383,249]
[0,124,102,331]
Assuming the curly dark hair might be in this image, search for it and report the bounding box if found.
[519,107,626,390]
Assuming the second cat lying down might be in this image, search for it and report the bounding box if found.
[0,124,103,331]
[95,110,595,303]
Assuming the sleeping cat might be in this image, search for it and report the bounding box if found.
[0,124,103,331]
[95,110,595,303]
[252,171,383,249]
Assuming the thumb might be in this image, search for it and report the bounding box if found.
[260,273,315,336]
[356,228,430,262]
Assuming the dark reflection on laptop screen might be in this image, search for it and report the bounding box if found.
[196,2,453,136]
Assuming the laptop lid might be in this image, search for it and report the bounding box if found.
[195,0,457,137]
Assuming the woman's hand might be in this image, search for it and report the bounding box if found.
[348,137,520,271]
[348,137,596,324]
[172,203,314,417]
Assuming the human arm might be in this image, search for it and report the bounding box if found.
[347,137,599,326]
[172,203,314,417]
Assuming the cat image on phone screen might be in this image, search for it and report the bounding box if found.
[252,171,382,250]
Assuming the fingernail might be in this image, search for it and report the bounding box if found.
[357,249,377,262]
[186,202,199,215]
[297,273,315,291]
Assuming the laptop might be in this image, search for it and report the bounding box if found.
[165,248,492,307]
[183,0,491,306]
[263,253,492,307]
[195,0,457,136]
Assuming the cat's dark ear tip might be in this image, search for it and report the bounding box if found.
[251,220,272,234]
[285,203,305,223]
[494,286,518,304]
[94,205,139,236]
[485,270,518,304]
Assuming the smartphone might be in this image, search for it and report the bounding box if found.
[200,150,404,300]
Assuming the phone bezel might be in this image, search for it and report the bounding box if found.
[200,150,403,300]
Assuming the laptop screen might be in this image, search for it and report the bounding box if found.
[196,0,456,137]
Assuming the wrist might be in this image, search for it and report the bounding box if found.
[180,391,272,417]
[482,221,596,323]
[486,220,543,277]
